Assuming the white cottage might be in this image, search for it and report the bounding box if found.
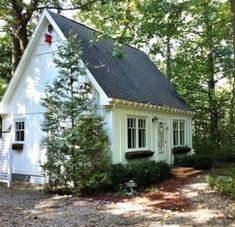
[0,10,193,185]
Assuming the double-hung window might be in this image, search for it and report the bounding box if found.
[15,121,25,142]
[127,117,146,149]
[173,120,185,146]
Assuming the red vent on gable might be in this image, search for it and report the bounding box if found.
[44,33,52,45]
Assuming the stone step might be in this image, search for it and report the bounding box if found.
[171,168,203,178]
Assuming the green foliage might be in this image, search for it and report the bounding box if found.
[174,154,213,170]
[193,137,235,164]
[207,165,235,199]
[174,155,197,168]
[0,35,11,82]
[77,0,235,154]
[41,36,110,194]
[110,160,170,191]
[194,155,214,170]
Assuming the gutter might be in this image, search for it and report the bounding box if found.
[108,98,194,116]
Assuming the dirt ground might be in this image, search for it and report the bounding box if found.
[0,174,235,227]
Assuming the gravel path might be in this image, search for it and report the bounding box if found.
[0,174,235,227]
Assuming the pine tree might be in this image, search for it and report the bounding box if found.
[41,36,110,193]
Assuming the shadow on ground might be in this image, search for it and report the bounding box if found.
[0,175,235,226]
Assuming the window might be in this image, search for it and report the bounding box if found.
[127,117,146,149]
[15,121,25,142]
[173,120,185,146]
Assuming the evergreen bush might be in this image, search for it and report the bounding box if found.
[174,154,213,170]
[41,36,110,194]
[110,160,170,191]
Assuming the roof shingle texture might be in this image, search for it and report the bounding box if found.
[48,11,190,111]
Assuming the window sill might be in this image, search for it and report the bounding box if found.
[126,150,154,160]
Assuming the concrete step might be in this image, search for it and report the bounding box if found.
[171,167,203,178]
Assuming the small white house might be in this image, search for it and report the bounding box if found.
[0,10,193,185]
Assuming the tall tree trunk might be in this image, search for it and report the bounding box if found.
[10,0,39,74]
[165,13,172,80]
[204,4,220,142]
[229,0,235,132]
[12,36,21,74]
[166,35,172,80]
[17,23,29,56]
[11,25,29,74]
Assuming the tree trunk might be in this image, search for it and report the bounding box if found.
[229,0,235,132]
[166,35,172,80]
[10,0,39,74]
[204,5,220,142]
[17,23,29,56]
[12,36,21,74]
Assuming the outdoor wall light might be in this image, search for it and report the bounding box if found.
[152,116,158,122]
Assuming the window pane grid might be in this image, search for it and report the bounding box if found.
[173,121,185,147]
[128,117,146,149]
[15,121,25,142]
[128,118,136,149]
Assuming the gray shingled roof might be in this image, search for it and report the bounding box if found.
[48,10,190,111]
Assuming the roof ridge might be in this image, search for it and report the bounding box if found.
[48,10,97,34]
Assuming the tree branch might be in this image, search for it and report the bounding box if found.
[23,0,40,23]
[36,0,103,11]
[10,0,23,24]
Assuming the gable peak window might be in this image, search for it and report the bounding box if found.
[127,117,146,149]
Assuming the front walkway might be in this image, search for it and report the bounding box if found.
[0,174,234,226]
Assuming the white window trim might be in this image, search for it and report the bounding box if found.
[13,119,25,144]
[173,120,186,147]
[127,116,147,151]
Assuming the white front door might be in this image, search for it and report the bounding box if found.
[157,121,169,162]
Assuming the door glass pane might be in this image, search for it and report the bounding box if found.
[158,122,164,153]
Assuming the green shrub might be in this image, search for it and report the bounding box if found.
[110,160,170,191]
[193,136,235,164]
[213,151,235,163]
[207,170,235,199]
[156,161,171,180]
[194,155,213,170]
[174,155,197,167]
[110,163,130,187]
[174,154,213,170]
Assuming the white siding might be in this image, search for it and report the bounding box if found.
[111,106,192,164]
[3,21,101,180]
